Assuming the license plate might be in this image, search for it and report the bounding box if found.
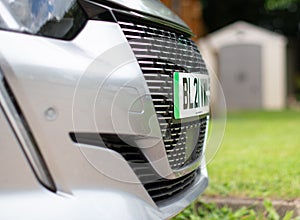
[173,72,210,119]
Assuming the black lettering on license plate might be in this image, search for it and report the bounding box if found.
[182,77,208,110]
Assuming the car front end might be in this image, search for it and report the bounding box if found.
[0,0,210,219]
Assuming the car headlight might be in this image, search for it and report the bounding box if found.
[0,0,87,40]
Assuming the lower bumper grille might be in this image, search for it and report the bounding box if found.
[144,169,198,203]
[70,133,198,203]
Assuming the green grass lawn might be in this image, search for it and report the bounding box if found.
[205,110,300,199]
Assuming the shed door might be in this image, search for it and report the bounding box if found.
[219,44,262,110]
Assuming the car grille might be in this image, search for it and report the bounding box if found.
[144,169,198,203]
[70,133,198,203]
[115,13,209,170]
[100,134,198,203]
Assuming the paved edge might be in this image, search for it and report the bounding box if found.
[200,196,300,217]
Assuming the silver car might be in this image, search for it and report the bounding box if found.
[0,0,210,219]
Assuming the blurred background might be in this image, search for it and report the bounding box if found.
[159,0,300,219]
[162,0,300,110]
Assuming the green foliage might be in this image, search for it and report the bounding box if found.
[206,110,300,199]
[172,200,299,220]
[263,200,280,220]
[202,0,300,36]
[265,0,298,10]
[173,111,300,220]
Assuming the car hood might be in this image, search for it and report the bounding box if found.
[106,0,188,28]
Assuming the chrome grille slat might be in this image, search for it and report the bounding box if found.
[142,73,170,77]
[135,54,159,59]
[149,93,172,97]
[141,67,165,71]
[157,117,172,120]
[118,21,134,26]
[156,111,173,115]
[146,80,172,84]
[123,28,146,34]
[153,104,171,108]
[125,35,143,39]
[138,60,155,64]
[132,48,148,52]
[149,88,172,92]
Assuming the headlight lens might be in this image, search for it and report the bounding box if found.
[0,0,87,40]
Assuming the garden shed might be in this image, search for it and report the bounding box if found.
[199,21,287,110]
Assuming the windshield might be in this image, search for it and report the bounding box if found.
[0,0,75,33]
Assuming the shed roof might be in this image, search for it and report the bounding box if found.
[204,21,287,49]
